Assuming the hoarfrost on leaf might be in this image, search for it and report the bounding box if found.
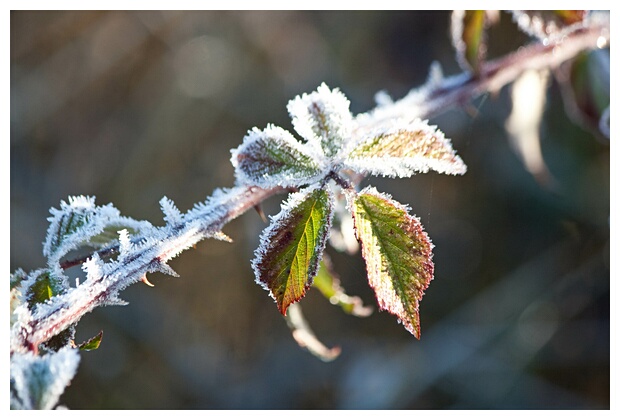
[345,118,467,177]
[231,124,326,188]
[287,82,353,158]
[252,186,334,315]
[43,195,153,265]
[347,187,434,338]
[10,347,80,410]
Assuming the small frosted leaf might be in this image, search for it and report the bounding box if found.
[252,186,334,315]
[348,187,434,338]
[511,10,589,41]
[345,119,467,178]
[44,196,98,260]
[10,347,80,410]
[43,196,153,265]
[26,270,64,309]
[451,10,488,73]
[231,124,326,188]
[287,83,353,157]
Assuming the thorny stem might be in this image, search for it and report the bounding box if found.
[15,186,285,353]
[355,16,610,131]
[20,17,608,354]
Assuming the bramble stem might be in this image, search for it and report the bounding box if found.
[19,15,608,354]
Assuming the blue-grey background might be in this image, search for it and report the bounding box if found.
[10,11,610,409]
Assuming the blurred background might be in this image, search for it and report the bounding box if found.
[10,11,610,409]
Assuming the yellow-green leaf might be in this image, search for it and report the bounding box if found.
[452,10,487,73]
[345,119,467,178]
[78,331,103,351]
[253,187,333,315]
[348,187,434,338]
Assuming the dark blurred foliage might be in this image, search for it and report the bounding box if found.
[10,11,609,409]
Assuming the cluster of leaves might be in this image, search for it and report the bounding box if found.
[231,83,466,338]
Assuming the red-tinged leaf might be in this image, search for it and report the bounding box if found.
[348,187,434,338]
[252,186,334,315]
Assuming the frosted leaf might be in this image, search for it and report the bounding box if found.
[344,118,467,177]
[451,10,492,73]
[287,83,353,157]
[43,195,153,265]
[231,124,326,188]
[252,186,334,315]
[10,347,80,409]
[347,187,434,338]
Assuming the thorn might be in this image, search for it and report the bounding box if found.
[254,204,268,223]
[140,275,155,287]
[157,261,179,277]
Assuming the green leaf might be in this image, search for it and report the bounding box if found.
[27,270,64,309]
[348,187,434,338]
[345,119,467,178]
[452,10,487,73]
[78,331,103,351]
[565,49,610,138]
[312,255,373,317]
[253,186,334,315]
[231,124,326,188]
[45,206,92,258]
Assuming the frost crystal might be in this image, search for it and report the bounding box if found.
[160,196,183,225]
